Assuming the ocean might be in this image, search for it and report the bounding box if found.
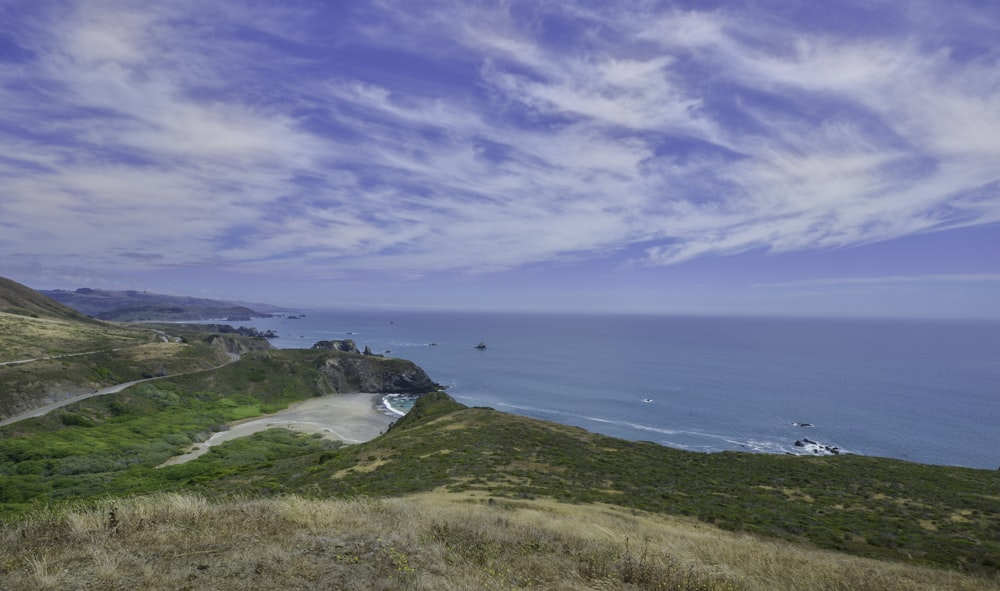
[239,311,1000,469]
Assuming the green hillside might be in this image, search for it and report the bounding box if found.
[0,277,262,420]
[173,392,1000,574]
[1,277,997,590]
[0,277,100,324]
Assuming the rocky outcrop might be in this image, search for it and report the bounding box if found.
[316,353,438,394]
[170,324,276,339]
[794,438,842,456]
[312,339,360,354]
[204,334,272,356]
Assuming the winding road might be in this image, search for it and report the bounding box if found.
[0,352,240,428]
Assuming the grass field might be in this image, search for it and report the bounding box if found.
[2,492,996,591]
[0,312,155,363]
[0,324,235,420]
[3,387,998,580]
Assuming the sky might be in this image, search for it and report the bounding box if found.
[1,0,998,318]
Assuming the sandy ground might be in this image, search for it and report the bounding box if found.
[160,393,396,466]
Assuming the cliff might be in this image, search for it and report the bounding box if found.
[315,351,438,394]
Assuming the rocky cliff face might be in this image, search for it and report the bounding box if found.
[316,354,438,394]
[311,340,360,353]
[205,334,272,356]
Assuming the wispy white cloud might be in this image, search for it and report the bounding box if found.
[761,273,1000,288]
[0,0,997,284]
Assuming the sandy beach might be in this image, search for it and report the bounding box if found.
[160,393,396,466]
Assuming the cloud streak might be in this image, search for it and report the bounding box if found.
[761,273,1000,288]
[1,0,998,282]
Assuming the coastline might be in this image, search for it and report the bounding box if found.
[160,393,395,467]
[380,394,413,418]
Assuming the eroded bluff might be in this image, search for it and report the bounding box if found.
[316,353,438,394]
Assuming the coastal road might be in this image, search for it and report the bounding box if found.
[0,352,240,428]
[0,328,175,367]
[0,348,132,367]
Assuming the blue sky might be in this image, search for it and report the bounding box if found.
[1,0,998,318]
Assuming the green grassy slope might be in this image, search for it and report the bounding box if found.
[0,349,432,509]
[3,387,997,574]
[184,393,1000,575]
[1,279,996,583]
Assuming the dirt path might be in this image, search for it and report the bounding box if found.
[159,393,396,466]
[0,353,241,428]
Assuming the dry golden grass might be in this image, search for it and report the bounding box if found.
[1,491,995,591]
[0,312,153,362]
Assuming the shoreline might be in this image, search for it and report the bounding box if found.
[380,394,411,418]
[160,393,396,467]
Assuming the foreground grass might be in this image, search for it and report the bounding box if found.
[203,394,1000,575]
[2,492,995,591]
[3,389,998,578]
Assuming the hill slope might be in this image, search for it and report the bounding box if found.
[1,279,997,589]
[192,393,1000,575]
[0,277,263,419]
[4,492,996,591]
[0,277,101,324]
[40,287,282,321]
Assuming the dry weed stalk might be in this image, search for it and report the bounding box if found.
[0,492,995,591]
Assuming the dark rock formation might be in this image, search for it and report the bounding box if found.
[312,339,360,354]
[475,342,487,350]
[794,438,842,456]
[173,324,276,339]
[315,353,439,394]
[204,334,272,356]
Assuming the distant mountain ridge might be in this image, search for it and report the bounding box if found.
[0,277,101,324]
[40,287,285,321]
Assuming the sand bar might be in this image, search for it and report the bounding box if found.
[160,393,396,466]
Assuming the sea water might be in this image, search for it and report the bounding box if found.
[240,311,1000,469]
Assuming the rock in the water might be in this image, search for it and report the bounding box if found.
[475,342,487,350]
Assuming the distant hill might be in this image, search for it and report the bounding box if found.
[0,277,101,324]
[40,287,283,321]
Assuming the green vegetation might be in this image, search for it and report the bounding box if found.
[0,347,432,512]
[4,389,997,578]
[153,393,998,575]
[0,311,155,362]
[0,350,360,510]
[0,336,235,418]
[2,278,998,589]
